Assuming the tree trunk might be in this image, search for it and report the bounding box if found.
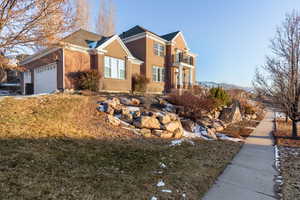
[292,120,298,138]
[285,113,289,123]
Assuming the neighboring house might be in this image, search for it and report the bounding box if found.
[20,26,197,95]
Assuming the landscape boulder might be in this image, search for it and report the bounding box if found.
[106,115,121,126]
[206,128,218,140]
[152,130,173,139]
[164,121,181,132]
[120,113,133,124]
[131,98,140,105]
[212,120,224,132]
[181,119,196,132]
[219,103,242,123]
[157,112,171,124]
[133,116,161,129]
[174,128,183,138]
[107,97,121,109]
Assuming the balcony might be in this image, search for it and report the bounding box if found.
[172,53,194,66]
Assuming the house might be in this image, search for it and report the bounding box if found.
[120,25,197,93]
[20,26,197,94]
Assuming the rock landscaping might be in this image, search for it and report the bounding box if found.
[97,95,262,142]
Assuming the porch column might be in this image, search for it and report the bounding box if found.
[189,68,193,85]
[179,65,183,86]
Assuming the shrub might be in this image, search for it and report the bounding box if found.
[239,99,257,115]
[167,91,218,119]
[132,74,150,93]
[190,85,207,96]
[209,87,231,107]
[68,70,101,92]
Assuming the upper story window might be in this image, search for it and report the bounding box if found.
[152,66,165,82]
[104,56,125,80]
[154,42,165,57]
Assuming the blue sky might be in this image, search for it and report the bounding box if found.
[90,0,300,87]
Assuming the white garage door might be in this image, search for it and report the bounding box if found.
[34,63,57,94]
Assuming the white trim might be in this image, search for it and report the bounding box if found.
[62,43,92,54]
[20,47,60,65]
[129,58,144,65]
[187,52,197,57]
[122,32,146,43]
[173,61,195,69]
[122,32,167,45]
[97,35,135,59]
[147,33,166,44]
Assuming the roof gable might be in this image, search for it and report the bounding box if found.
[173,32,189,50]
[120,25,166,41]
[119,26,147,39]
[96,35,134,58]
[62,29,103,48]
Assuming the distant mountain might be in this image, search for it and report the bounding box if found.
[197,81,253,92]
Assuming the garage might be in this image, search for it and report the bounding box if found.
[34,63,57,94]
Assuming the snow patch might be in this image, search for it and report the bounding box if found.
[161,189,172,193]
[156,180,165,187]
[160,162,167,169]
[216,133,244,142]
[127,106,140,112]
[170,139,195,146]
[150,196,158,200]
[183,125,213,140]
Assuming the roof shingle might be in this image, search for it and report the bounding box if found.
[160,31,180,41]
[62,29,103,48]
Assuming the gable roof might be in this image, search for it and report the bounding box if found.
[86,36,113,48]
[160,31,180,41]
[119,25,166,40]
[62,29,104,48]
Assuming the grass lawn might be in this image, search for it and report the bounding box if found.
[275,119,300,200]
[0,94,241,199]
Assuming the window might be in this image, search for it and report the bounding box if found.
[152,66,165,82]
[104,56,125,79]
[154,42,165,57]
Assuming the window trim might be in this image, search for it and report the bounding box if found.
[154,42,165,57]
[104,56,126,80]
[152,66,165,82]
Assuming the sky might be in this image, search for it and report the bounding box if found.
[90,0,300,87]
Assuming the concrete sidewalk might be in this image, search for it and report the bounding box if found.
[203,111,278,200]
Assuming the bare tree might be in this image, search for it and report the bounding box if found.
[96,0,116,36]
[75,0,91,31]
[0,0,76,81]
[253,11,300,138]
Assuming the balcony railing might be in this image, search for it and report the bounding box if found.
[172,53,194,66]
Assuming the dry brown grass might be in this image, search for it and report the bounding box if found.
[0,94,242,199]
[219,120,259,139]
[275,120,300,147]
[0,94,135,139]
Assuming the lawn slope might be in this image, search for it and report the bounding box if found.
[0,94,241,199]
